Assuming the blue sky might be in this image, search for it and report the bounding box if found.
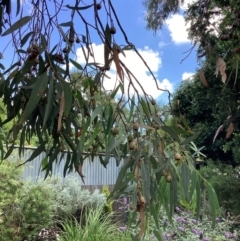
[0,0,198,104]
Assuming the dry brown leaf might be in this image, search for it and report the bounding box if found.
[138,206,145,239]
[158,140,164,154]
[77,164,85,178]
[214,57,227,83]
[177,124,184,130]
[134,164,139,181]
[199,68,209,87]
[57,92,65,132]
[226,122,234,139]
[113,44,123,82]
[213,124,223,143]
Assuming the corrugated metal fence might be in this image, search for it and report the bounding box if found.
[9,146,124,192]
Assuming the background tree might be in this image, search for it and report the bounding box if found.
[143,0,183,32]
[172,66,240,165]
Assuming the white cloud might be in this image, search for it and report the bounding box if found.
[72,44,173,99]
[182,72,194,81]
[165,14,191,44]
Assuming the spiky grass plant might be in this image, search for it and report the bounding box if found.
[59,205,132,241]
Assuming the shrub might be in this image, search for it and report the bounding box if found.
[101,185,113,215]
[1,178,56,241]
[200,161,240,216]
[53,175,107,221]
[0,160,23,240]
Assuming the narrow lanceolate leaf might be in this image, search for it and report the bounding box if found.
[161,126,181,143]
[43,77,54,128]
[104,23,111,67]
[65,4,93,10]
[91,104,104,122]
[69,58,83,70]
[181,162,190,199]
[19,72,48,124]
[138,206,146,239]
[59,79,72,116]
[57,92,65,132]
[23,143,45,165]
[206,184,216,229]
[16,0,21,16]
[59,21,73,27]
[113,44,123,82]
[196,178,201,219]
[20,31,34,47]
[181,132,200,145]
[199,69,209,87]
[2,16,32,36]
[140,165,151,204]
[213,124,223,143]
[226,122,234,139]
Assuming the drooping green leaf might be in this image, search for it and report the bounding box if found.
[41,157,48,171]
[59,79,72,117]
[59,21,73,27]
[104,23,111,67]
[105,105,114,135]
[16,0,21,16]
[140,98,151,121]
[2,16,32,36]
[4,143,14,159]
[40,34,48,51]
[69,58,83,70]
[189,171,197,200]
[110,160,133,198]
[87,123,100,147]
[181,132,200,145]
[65,4,93,10]
[19,72,49,124]
[23,143,45,165]
[0,63,5,70]
[57,25,72,51]
[94,71,101,85]
[169,171,178,219]
[196,178,201,219]
[181,162,190,200]
[20,31,34,47]
[110,83,123,99]
[91,104,104,122]
[161,126,181,143]
[140,164,151,204]
[43,76,54,127]
[206,183,219,229]
[109,135,127,153]
[127,95,135,123]
[64,151,72,177]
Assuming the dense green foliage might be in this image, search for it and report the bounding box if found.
[143,0,181,31]
[200,161,240,216]
[172,66,240,164]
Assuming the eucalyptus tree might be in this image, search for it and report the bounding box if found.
[0,1,219,239]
